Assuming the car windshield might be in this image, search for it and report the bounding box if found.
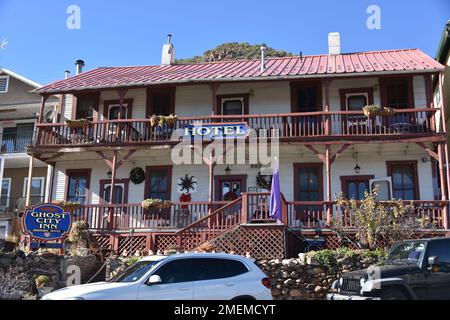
[386,241,427,266]
[111,259,164,283]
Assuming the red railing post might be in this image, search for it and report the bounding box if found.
[241,193,248,224]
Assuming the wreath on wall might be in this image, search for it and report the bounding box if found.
[130,167,145,184]
[256,172,272,190]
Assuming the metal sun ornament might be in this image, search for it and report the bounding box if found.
[177,174,197,193]
[0,39,7,50]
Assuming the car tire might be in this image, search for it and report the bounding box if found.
[379,288,409,300]
[231,295,256,301]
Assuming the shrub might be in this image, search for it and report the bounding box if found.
[34,275,50,288]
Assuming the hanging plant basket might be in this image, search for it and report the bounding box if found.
[130,167,145,184]
[381,107,396,117]
[149,115,159,127]
[52,200,81,212]
[362,105,381,118]
[66,118,91,128]
[166,114,178,125]
[141,198,171,210]
[256,172,272,190]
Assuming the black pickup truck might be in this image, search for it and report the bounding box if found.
[328,237,450,300]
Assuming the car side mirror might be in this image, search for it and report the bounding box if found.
[428,256,440,272]
[147,275,162,285]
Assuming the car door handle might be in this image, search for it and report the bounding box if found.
[179,287,191,291]
[225,283,235,287]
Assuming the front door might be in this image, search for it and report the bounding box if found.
[340,175,374,200]
[215,175,246,202]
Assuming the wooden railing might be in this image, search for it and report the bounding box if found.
[286,200,448,229]
[66,197,448,232]
[70,201,229,230]
[176,197,243,250]
[33,108,438,147]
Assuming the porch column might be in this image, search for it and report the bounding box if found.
[210,83,219,115]
[25,156,35,207]
[325,145,331,225]
[438,144,449,229]
[117,89,128,119]
[324,78,331,135]
[37,95,49,124]
[108,151,118,230]
[0,156,4,202]
[44,163,55,202]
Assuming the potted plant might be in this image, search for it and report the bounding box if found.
[141,198,171,210]
[149,115,159,127]
[362,104,381,118]
[52,200,81,212]
[166,114,178,125]
[158,115,168,126]
[65,118,91,128]
[35,275,52,297]
[381,107,395,117]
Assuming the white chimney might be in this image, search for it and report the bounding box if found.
[260,46,266,72]
[161,34,175,66]
[75,59,85,75]
[64,70,71,79]
[328,32,341,55]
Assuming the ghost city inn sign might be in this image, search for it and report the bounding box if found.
[23,203,72,241]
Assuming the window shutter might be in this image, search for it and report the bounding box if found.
[0,76,9,93]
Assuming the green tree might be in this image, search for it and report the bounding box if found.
[175,42,293,64]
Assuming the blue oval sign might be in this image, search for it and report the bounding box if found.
[23,203,72,240]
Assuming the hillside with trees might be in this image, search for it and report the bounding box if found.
[175,42,293,64]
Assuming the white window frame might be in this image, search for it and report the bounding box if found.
[369,177,393,201]
[0,76,9,93]
[345,93,369,111]
[221,97,244,115]
[108,103,129,119]
[22,177,45,198]
[0,177,12,208]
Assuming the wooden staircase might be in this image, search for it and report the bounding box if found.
[175,192,288,258]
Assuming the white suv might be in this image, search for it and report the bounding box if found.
[42,253,273,300]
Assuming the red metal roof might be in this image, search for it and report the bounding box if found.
[36,49,444,93]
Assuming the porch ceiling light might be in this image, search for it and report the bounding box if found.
[354,163,361,174]
[107,170,112,179]
[225,166,231,175]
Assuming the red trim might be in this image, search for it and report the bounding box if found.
[99,179,130,204]
[65,169,92,203]
[214,174,247,201]
[103,99,134,119]
[339,88,374,111]
[290,80,323,112]
[215,93,249,115]
[386,160,420,199]
[340,175,375,198]
[293,163,324,201]
[146,87,176,117]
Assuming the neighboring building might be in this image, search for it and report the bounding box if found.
[435,21,450,142]
[0,67,57,238]
[29,34,449,257]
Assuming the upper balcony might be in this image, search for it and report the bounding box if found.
[1,131,34,154]
[31,107,442,150]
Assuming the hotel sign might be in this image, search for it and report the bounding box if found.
[23,203,72,240]
[183,122,250,140]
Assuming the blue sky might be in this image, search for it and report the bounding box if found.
[0,0,448,84]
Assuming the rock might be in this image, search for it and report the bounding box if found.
[271,288,281,296]
[290,271,299,279]
[314,286,323,293]
[283,279,293,286]
[305,267,325,275]
[281,271,290,279]
[289,289,302,297]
